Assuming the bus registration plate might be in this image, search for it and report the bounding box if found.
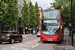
[48,40,52,41]
[47,39,52,41]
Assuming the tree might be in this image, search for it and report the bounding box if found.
[29,1,37,28]
[0,0,7,22]
[50,0,71,28]
[21,0,29,28]
[71,0,75,30]
[35,2,40,27]
[2,0,18,30]
[0,0,7,31]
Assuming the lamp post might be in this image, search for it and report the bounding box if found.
[71,0,74,46]
[69,23,71,36]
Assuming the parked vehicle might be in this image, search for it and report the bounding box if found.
[0,31,23,44]
[37,31,40,37]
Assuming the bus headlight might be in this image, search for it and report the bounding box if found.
[56,36,60,40]
[40,36,44,39]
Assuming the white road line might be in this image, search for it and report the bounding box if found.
[11,44,21,48]
[11,44,27,50]
[11,38,39,50]
[32,44,39,48]
[12,47,27,50]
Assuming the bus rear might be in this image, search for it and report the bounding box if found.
[40,9,64,42]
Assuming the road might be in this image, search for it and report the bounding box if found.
[0,29,74,50]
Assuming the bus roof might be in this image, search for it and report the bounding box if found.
[42,9,60,12]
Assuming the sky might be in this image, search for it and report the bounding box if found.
[31,0,55,9]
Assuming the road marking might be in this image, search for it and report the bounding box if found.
[11,38,39,50]
[11,44,27,50]
[32,44,39,48]
[61,46,65,50]
[59,46,62,50]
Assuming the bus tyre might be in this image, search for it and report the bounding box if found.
[19,38,22,42]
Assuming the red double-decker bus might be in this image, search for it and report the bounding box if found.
[40,9,64,42]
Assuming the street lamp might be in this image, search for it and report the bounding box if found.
[71,0,74,46]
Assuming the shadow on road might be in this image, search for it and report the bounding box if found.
[38,41,64,44]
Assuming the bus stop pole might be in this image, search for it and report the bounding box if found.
[71,0,74,46]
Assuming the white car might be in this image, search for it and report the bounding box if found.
[37,31,40,37]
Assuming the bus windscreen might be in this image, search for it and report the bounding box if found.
[42,24,60,35]
[42,10,60,35]
[43,10,59,19]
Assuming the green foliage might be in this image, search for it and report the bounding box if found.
[72,0,75,29]
[2,0,18,27]
[21,0,30,28]
[29,1,37,28]
[50,0,71,27]
[35,2,40,27]
[0,0,7,22]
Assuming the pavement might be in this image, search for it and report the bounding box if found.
[64,29,75,50]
